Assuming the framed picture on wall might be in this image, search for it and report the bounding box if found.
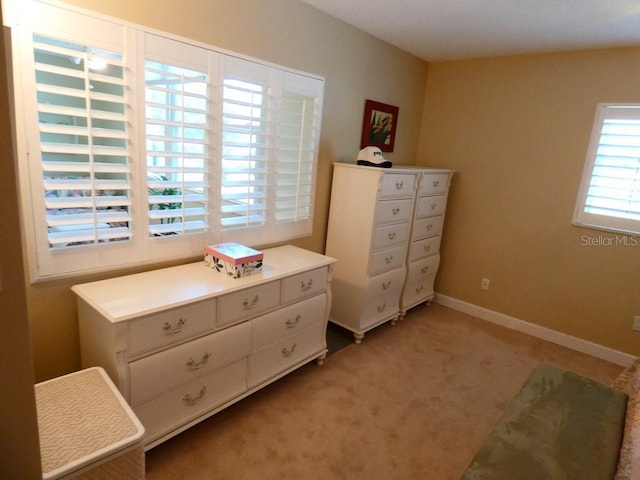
[360,99,399,152]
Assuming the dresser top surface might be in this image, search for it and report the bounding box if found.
[72,245,335,322]
[333,162,455,174]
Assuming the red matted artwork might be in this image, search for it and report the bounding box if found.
[360,99,399,152]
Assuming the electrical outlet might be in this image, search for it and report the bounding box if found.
[481,277,491,291]
[633,316,640,331]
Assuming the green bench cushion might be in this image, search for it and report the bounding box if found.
[461,362,627,480]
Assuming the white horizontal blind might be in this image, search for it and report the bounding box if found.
[275,72,323,230]
[145,54,209,237]
[574,104,640,235]
[34,34,132,248]
[220,57,271,230]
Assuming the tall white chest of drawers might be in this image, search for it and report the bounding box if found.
[325,163,453,342]
[73,245,335,449]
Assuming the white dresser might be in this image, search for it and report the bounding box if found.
[73,245,335,449]
[325,163,453,342]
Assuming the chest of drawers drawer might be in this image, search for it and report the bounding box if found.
[364,268,405,300]
[128,321,251,406]
[127,299,216,358]
[282,267,328,305]
[369,245,406,275]
[415,195,447,218]
[373,222,410,250]
[361,290,401,329]
[411,215,444,241]
[407,254,440,283]
[251,294,326,352]
[409,236,441,262]
[419,173,449,195]
[375,198,413,224]
[217,281,281,327]
[380,173,416,197]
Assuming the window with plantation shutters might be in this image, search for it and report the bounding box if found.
[574,104,640,235]
[7,0,324,281]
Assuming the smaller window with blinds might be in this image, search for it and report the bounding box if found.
[573,104,640,235]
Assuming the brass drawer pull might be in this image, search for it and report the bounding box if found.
[285,315,301,328]
[421,265,430,274]
[382,280,391,290]
[388,231,396,240]
[186,352,212,370]
[395,180,404,189]
[385,255,393,264]
[281,343,297,358]
[300,279,313,291]
[377,302,386,313]
[163,318,186,335]
[392,207,400,215]
[424,243,432,252]
[426,224,433,231]
[433,179,440,188]
[430,203,437,210]
[183,386,207,406]
[416,285,424,294]
[242,295,259,309]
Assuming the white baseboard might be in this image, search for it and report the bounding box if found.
[434,293,635,367]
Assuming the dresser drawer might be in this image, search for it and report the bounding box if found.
[369,245,406,275]
[251,294,326,352]
[128,322,251,406]
[281,267,328,305]
[217,281,281,327]
[407,254,440,283]
[403,277,435,308]
[375,198,413,224]
[409,236,441,262]
[134,359,247,445]
[361,290,401,329]
[411,215,444,241]
[365,268,405,300]
[380,173,416,197]
[415,195,447,218]
[248,322,325,388]
[418,173,449,195]
[127,299,216,357]
[373,222,409,250]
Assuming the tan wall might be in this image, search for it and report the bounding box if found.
[0,21,42,478]
[17,0,428,381]
[419,49,640,356]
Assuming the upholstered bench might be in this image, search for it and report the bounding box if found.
[461,361,640,480]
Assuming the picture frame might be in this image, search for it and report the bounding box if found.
[360,99,399,152]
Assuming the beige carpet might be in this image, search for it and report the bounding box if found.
[145,303,623,480]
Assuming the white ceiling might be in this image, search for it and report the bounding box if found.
[300,0,640,61]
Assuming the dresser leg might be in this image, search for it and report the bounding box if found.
[315,353,326,366]
[353,332,364,344]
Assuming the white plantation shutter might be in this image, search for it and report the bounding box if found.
[221,57,271,231]
[219,57,323,245]
[574,104,640,235]
[34,35,131,248]
[145,35,211,238]
[275,72,323,233]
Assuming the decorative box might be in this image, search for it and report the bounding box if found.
[204,242,264,278]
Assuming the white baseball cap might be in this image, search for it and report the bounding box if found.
[357,146,393,168]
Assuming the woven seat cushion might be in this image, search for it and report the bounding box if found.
[462,362,627,480]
